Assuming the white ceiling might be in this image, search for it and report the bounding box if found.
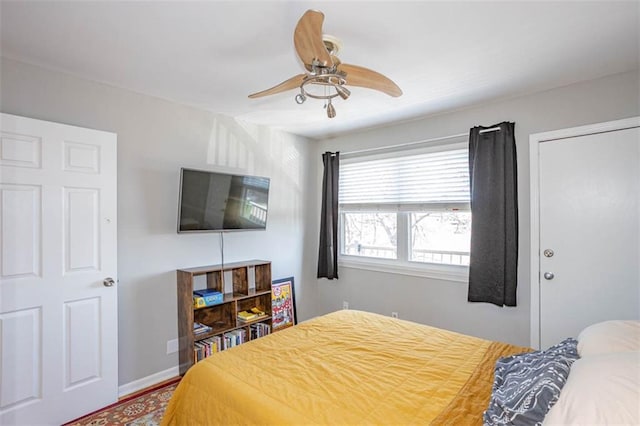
[1,1,638,140]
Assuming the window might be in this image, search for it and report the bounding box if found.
[339,141,471,278]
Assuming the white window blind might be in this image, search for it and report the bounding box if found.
[339,149,470,205]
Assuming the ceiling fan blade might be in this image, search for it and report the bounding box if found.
[294,10,332,69]
[338,63,403,97]
[248,74,305,99]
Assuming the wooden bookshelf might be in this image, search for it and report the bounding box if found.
[176,260,272,375]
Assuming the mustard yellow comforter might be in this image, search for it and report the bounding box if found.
[161,310,528,425]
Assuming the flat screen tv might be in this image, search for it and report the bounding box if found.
[177,168,270,233]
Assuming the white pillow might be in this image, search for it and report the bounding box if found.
[543,351,640,425]
[577,320,640,356]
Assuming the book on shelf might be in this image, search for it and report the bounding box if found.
[222,329,247,349]
[250,307,266,315]
[193,322,212,335]
[237,310,258,321]
[250,322,271,339]
[193,289,223,308]
[193,323,270,363]
[193,336,221,363]
[237,307,267,323]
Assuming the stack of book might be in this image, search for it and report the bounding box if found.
[237,307,267,323]
[193,322,212,336]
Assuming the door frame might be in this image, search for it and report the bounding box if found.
[529,116,640,349]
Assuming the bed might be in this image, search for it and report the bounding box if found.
[161,311,640,425]
[161,310,529,425]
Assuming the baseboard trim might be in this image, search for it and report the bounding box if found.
[118,366,179,398]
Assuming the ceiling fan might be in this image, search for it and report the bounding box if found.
[248,9,402,118]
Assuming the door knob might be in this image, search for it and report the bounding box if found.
[103,277,116,287]
[543,272,554,280]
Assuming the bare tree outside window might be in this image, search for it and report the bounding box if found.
[343,212,397,259]
[410,212,471,265]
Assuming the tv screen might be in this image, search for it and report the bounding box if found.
[177,168,270,232]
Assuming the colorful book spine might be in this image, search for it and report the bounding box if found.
[193,336,221,363]
[195,324,269,362]
[250,323,271,339]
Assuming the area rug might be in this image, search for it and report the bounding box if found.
[64,378,180,426]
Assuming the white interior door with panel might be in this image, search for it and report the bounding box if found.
[0,113,118,425]
[530,117,639,349]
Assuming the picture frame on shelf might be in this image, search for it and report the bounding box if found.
[271,277,297,331]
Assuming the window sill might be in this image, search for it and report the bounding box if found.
[338,256,469,283]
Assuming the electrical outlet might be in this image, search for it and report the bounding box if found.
[342,301,349,310]
[391,312,399,319]
[166,338,179,354]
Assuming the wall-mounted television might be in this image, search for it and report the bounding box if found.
[177,168,270,233]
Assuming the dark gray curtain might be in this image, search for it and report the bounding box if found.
[317,152,339,279]
[468,122,518,306]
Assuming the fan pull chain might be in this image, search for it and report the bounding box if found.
[323,84,328,108]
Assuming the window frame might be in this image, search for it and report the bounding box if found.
[337,139,470,283]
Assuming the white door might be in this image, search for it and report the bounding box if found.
[531,119,639,349]
[0,113,118,425]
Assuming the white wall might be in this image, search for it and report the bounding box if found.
[0,57,318,385]
[2,54,637,384]
[311,70,640,346]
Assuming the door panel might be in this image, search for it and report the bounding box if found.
[64,297,102,389]
[0,308,42,411]
[1,184,41,278]
[63,141,101,173]
[538,127,639,349]
[0,132,41,168]
[0,113,117,425]
[64,187,100,272]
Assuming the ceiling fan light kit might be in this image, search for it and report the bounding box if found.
[249,9,402,118]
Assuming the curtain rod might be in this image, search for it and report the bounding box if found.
[341,126,501,157]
